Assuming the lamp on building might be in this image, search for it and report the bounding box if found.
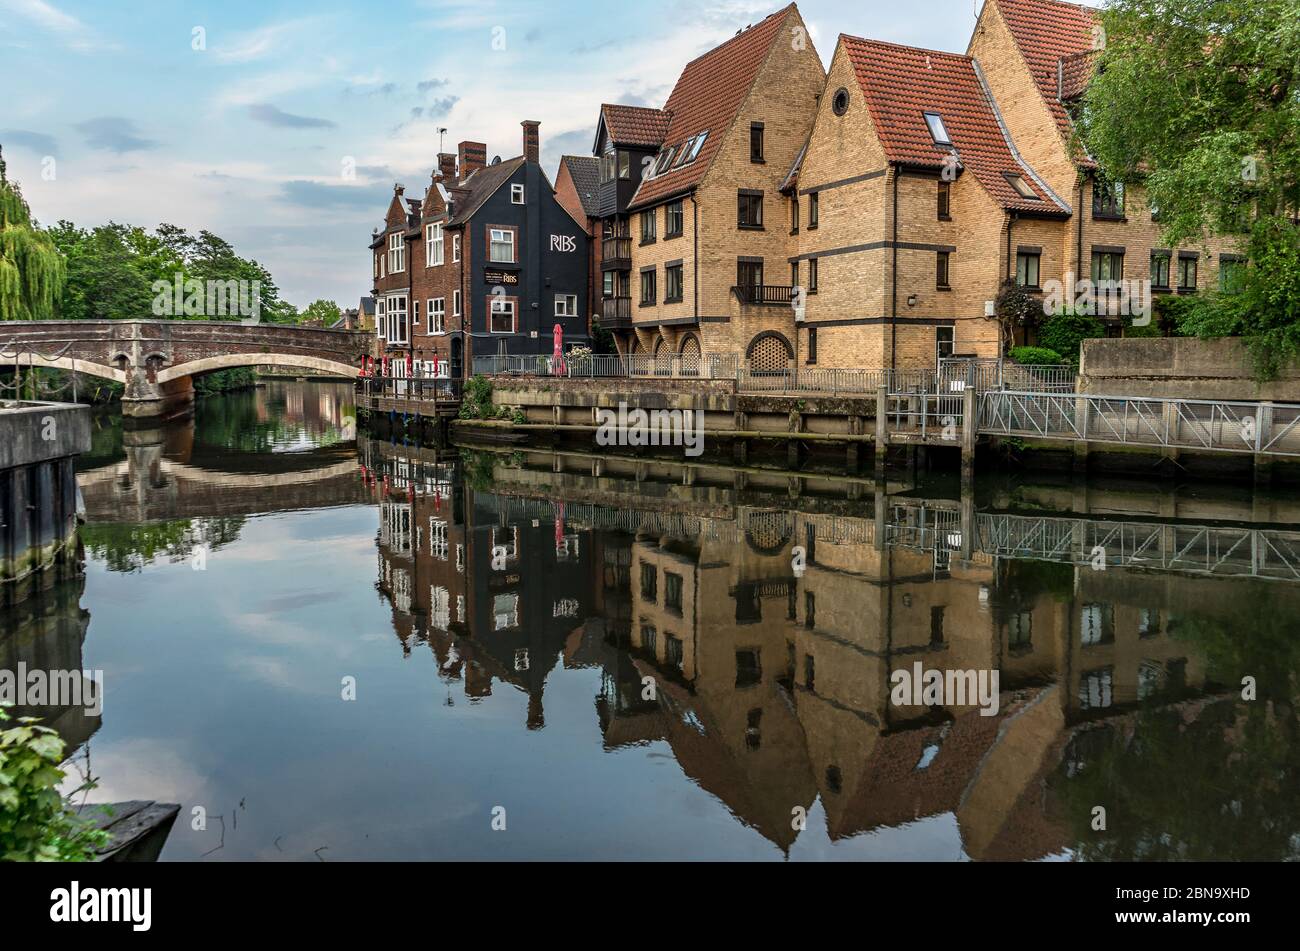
[907,294,917,307]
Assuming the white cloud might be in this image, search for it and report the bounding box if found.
[0,0,110,51]
[213,17,320,64]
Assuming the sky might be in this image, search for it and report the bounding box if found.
[0,0,991,309]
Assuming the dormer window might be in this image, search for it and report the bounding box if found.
[1004,173,1039,199]
[923,112,951,146]
[689,132,708,161]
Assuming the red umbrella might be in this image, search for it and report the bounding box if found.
[553,323,565,375]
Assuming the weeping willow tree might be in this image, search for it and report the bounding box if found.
[0,145,66,320]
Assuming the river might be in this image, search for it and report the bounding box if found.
[7,379,1299,861]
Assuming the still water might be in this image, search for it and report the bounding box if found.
[8,380,1300,860]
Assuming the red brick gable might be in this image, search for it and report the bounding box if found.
[628,3,796,210]
[599,104,672,149]
[993,0,1097,139]
[841,36,1065,213]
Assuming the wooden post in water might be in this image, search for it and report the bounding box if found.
[875,386,888,477]
[961,385,976,489]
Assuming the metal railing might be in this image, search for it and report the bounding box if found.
[731,284,798,306]
[471,351,1076,397]
[979,390,1300,457]
[885,391,965,439]
[472,352,739,379]
[938,358,1075,393]
[361,373,464,402]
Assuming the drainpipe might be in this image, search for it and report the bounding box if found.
[1076,175,1085,287]
[890,163,899,373]
[691,192,700,325]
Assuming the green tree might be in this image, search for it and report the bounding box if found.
[1078,0,1300,375]
[299,299,342,326]
[0,146,66,320]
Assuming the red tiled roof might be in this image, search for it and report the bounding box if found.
[599,104,672,148]
[1057,49,1095,101]
[628,4,796,210]
[994,0,1098,139]
[841,36,1065,213]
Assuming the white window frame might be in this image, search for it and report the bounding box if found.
[385,293,408,344]
[490,297,516,334]
[429,297,446,334]
[554,293,578,317]
[489,228,515,264]
[452,234,461,262]
[511,183,525,204]
[452,289,462,317]
[426,222,444,267]
[388,232,405,273]
[376,298,386,340]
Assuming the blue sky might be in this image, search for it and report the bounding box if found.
[1,0,986,308]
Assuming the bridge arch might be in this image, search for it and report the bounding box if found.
[0,353,127,384]
[156,352,358,384]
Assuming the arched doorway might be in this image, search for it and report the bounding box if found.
[653,337,671,376]
[746,331,793,375]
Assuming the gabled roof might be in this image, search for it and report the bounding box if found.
[628,4,797,210]
[596,104,672,150]
[447,156,527,225]
[993,0,1098,139]
[840,35,1068,214]
[560,155,601,217]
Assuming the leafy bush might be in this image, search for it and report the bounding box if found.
[0,708,107,861]
[1039,312,1105,365]
[1008,346,1063,365]
[458,375,495,420]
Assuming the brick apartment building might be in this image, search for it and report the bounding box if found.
[582,4,828,368]
[369,122,592,379]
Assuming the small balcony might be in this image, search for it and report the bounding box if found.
[732,284,798,306]
[601,237,632,270]
[600,296,633,329]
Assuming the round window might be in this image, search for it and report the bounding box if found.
[832,87,849,116]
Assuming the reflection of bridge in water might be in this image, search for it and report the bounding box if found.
[78,425,366,523]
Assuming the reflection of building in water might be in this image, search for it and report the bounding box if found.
[370,447,596,729]
[364,442,1296,858]
[0,563,100,756]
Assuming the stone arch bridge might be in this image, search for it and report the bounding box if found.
[1,320,368,417]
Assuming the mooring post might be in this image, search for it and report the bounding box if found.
[875,385,888,477]
[960,385,976,488]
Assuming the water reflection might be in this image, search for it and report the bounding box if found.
[360,436,1300,860]
[29,381,1300,861]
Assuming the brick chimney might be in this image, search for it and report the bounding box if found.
[437,152,457,182]
[521,120,540,164]
[457,140,487,179]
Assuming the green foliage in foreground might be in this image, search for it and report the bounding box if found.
[0,708,107,861]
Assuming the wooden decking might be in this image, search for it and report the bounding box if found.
[77,799,181,862]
